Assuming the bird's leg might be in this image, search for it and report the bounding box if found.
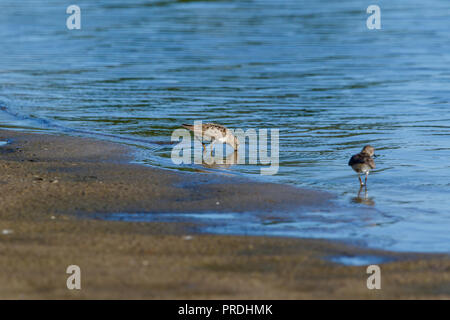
[358,185,364,197]
[195,136,205,151]
[365,172,369,186]
[209,138,215,155]
[358,174,364,187]
[364,187,369,199]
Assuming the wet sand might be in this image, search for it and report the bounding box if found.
[0,130,448,299]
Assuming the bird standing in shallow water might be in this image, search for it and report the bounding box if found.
[348,145,376,187]
[182,123,239,150]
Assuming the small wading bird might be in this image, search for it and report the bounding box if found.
[348,145,376,187]
[182,123,240,151]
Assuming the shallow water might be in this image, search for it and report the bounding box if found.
[0,0,449,252]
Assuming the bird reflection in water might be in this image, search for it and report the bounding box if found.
[351,186,375,206]
[201,148,239,170]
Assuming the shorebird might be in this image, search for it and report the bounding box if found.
[182,123,239,150]
[348,145,376,187]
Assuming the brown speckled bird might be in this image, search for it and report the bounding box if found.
[348,145,376,187]
[182,123,239,150]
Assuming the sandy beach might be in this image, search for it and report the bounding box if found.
[0,129,448,299]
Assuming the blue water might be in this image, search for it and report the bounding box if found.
[0,0,449,253]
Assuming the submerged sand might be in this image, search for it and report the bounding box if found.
[0,129,448,299]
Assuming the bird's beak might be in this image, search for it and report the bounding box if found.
[373,154,379,158]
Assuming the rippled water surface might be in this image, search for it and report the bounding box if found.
[0,0,449,252]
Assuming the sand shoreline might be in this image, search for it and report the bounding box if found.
[0,129,448,299]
